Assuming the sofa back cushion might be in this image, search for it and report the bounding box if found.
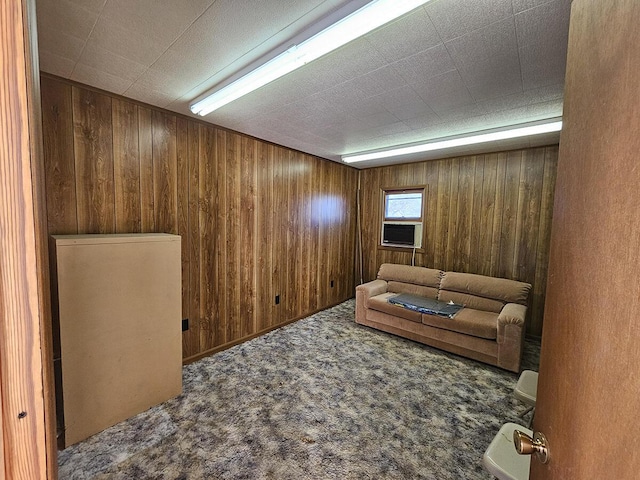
[377,264,443,287]
[388,281,439,299]
[437,291,505,313]
[438,272,531,312]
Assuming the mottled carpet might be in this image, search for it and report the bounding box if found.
[58,299,539,479]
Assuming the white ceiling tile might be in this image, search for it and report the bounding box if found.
[318,37,389,81]
[523,83,564,102]
[475,82,563,113]
[445,17,518,67]
[37,0,100,40]
[125,67,196,106]
[426,0,514,42]
[123,83,177,108]
[519,40,567,91]
[515,0,571,47]
[376,87,437,121]
[88,17,169,66]
[65,0,106,14]
[38,50,76,77]
[523,98,563,118]
[37,29,85,63]
[36,0,571,166]
[374,85,427,108]
[403,110,444,131]
[355,112,403,129]
[348,65,408,98]
[392,44,456,85]
[99,0,214,46]
[314,80,369,111]
[78,42,147,83]
[512,0,559,14]
[436,103,487,123]
[70,63,132,94]
[365,7,441,63]
[153,0,344,104]
[346,99,391,118]
[458,52,523,101]
[412,70,475,112]
[385,101,436,122]
[282,57,348,97]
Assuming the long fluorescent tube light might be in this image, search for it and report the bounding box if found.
[341,120,563,163]
[190,0,433,116]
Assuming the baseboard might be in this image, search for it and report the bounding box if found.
[182,296,354,365]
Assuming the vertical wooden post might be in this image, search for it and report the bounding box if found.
[0,0,55,478]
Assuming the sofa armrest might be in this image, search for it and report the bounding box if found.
[497,303,527,372]
[355,280,388,324]
[498,303,527,327]
[356,279,388,299]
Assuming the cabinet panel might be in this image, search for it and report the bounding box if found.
[51,234,182,447]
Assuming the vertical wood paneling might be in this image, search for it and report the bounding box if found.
[240,136,257,337]
[176,117,190,346]
[138,107,154,232]
[226,133,241,342]
[498,151,522,278]
[256,142,270,331]
[112,99,140,233]
[72,87,114,233]
[271,146,285,326]
[199,125,216,353]
[360,146,558,337]
[41,77,77,235]
[186,121,200,358]
[41,77,357,361]
[151,110,177,234]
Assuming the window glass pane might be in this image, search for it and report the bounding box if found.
[385,192,422,219]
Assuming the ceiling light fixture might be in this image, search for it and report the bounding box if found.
[341,120,563,163]
[190,0,433,116]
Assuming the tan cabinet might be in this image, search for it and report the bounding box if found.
[50,234,182,448]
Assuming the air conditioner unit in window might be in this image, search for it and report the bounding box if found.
[382,222,422,248]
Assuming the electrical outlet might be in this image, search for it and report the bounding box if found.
[182,318,189,331]
[275,295,280,305]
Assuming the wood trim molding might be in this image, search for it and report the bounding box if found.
[0,0,53,477]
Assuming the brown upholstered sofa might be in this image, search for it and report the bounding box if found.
[355,264,532,372]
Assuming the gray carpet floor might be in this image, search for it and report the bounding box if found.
[58,299,540,479]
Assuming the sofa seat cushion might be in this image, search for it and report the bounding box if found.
[367,293,422,323]
[421,308,498,340]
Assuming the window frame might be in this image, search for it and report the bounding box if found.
[383,188,424,221]
[379,185,427,252]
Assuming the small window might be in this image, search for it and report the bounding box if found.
[384,191,423,220]
[381,187,425,249]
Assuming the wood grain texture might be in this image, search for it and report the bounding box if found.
[0,0,50,477]
[41,76,357,361]
[359,146,558,337]
[112,99,140,233]
[72,86,115,233]
[533,1,640,478]
[41,77,77,235]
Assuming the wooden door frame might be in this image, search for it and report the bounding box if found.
[531,0,640,477]
[0,0,56,478]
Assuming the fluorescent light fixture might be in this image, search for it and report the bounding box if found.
[190,0,432,116]
[341,120,563,163]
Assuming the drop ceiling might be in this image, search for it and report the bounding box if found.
[36,0,571,168]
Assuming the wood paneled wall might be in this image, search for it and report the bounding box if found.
[359,146,558,337]
[40,75,358,361]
